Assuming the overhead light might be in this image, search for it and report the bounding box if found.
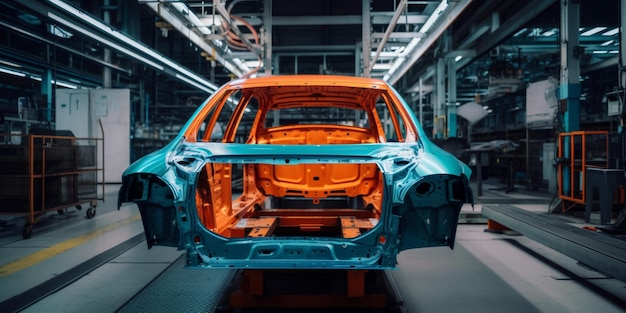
[455,55,463,62]
[592,50,608,54]
[48,0,221,92]
[581,27,607,36]
[513,28,527,37]
[52,80,78,89]
[603,28,619,36]
[0,67,26,77]
[601,40,614,46]
[0,60,22,67]
[542,28,557,37]
[49,24,73,38]
[48,12,164,71]
[171,2,212,36]
[199,15,223,27]
[372,63,393,70]
[244,60,260,68]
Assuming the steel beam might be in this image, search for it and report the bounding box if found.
[387,0,473,85]
[369,0,407,74]
[21,0,223,93]
[482,204,626,283]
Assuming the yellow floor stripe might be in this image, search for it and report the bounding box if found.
[0,214,142,278]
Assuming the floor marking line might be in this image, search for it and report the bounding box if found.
[0,214,142,278]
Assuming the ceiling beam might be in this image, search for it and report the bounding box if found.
[24,0,222,94]
[369,0,407,73]
[473,0,557,57]
[387,0,474,85]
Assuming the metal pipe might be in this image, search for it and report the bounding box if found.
[368,0,407,74]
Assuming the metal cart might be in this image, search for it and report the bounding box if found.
[0,131,104,238]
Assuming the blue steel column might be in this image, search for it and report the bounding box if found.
[41,69,53,122]
[434,58,445,139]
[559,0,580,132]
[559,0,580,196]
[447,56,457,138]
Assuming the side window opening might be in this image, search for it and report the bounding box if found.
[374,95,405,142]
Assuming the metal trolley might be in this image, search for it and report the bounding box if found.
[0,131,104,238]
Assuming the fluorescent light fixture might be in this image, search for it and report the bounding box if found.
[52,80,78,89]
[420,0,448,34]
[244,60,260,68]
[601,40,614,46]
[0,60,21,67]
[49,24,73,38]
[48,0,221,92]
[603,28,619,36]
[372,51,399,58]
[199,15,223,27]
[609,50,619,54]
[171,2,212,36]
[0,67,26,77]
[455,55,463,62]
[513,28,527,37]
[48,12,164,71]
[592,50,608,54]
[542,28,557,36]
[581,27,607,36]
[372,63,393,70]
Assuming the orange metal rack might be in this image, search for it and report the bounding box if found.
[0,133,104,238]
[557,130,608,212]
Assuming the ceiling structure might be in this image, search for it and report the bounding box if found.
[138,0,619,100]
[0,0,620,129]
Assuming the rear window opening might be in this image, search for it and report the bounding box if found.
[194,161,383,239]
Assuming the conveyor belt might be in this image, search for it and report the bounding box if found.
[117,257,235,313]
[482,204,626,282]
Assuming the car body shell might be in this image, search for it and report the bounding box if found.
[118,75,473,270]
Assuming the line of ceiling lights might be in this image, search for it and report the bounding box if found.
[142,0,470,85]
[38,0,227,93]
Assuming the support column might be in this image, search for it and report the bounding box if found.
[264,0,273,75]
[419,77,424,126]
[361,0,371,77]
[434,57,445,138]
[102,0,112,88]
[559,0,580,197]
[41,69,53,122]
[559,0,580,132]
[621,0,626,108]
[447,57,457,138]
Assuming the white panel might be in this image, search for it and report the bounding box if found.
[90,89,130,183]
[55,89,90,137]
[526,79,557,126]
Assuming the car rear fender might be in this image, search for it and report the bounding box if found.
[394,174,472,251]
[118,173,180,249]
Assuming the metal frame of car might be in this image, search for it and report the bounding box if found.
[118,75,473,270]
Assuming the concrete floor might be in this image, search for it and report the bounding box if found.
[1,182,625,312]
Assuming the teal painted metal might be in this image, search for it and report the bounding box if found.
[118,75,473,270]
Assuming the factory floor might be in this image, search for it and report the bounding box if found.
[0,180,625,313]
